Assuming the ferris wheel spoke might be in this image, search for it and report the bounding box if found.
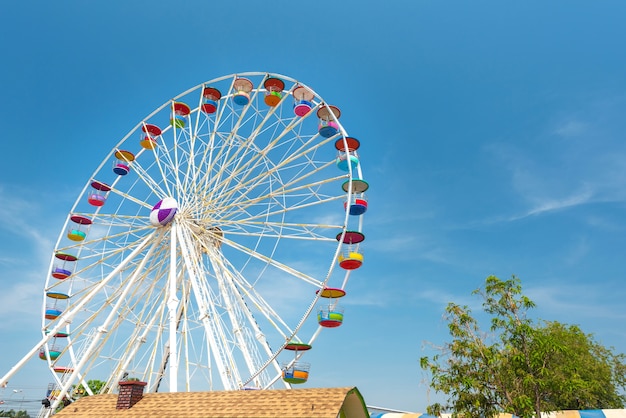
[57,225,153,255]
[176,226,242,390]
[219,235,323,288]
[115,148,174,200]
[193,249,259,384]
[201,100,315,206]
[200,249,289,387]
[202,105,295,200]
[207,127,329,210]
[179,226,286,387]
[156,123,209,203]
[57,232,159,284]
[244,194,344,225]
[208,250,295,339]
[99,238,177,388]
[139,133,192,206]
[213,160,341,215]
[131,161,171,200]
[221,220,342,242]
[180,114,207,205]
[107,296,167,390]
[221,197,345,230]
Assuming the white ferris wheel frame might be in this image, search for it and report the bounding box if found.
[0,72,366,412]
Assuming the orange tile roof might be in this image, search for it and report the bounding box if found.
[53,386,369,418]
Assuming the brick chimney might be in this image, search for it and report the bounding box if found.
[116,380,147,410]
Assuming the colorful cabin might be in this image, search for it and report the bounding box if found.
[292,86,315,117]
[336,231,365,270]
[284,341,312,352]
[282,362,310,384]
[39,349,62,360]
[52,252,77,280]
[67,215,92,242]
[335,137,360,172]
[316,287,346,299]
[140,124,162,149]
[316,288,346,328]
[264,77,285,106]
[39,347,62,361]
[233,78,254,106]
[344,195,368,216]
[282,341,312,384]
[45,331,70,338]
[41,331,69,360]
[337,248,364,270]
[45,292,69,320]
[87,181,111,207]
[336,230,365,245]
[202,87,222,114]
[53,366,74,374]
[113,150,135,176]
[342,179,369,194]
[170,102,191,128]
[317,305,344,328]
[342,178,369,215]
[317,105,341,138]
[45,308,62,320]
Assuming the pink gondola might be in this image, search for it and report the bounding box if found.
[87,181,111,207]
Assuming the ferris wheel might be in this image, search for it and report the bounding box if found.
[1,72,368,407]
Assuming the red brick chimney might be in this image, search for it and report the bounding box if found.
[116,380,147,409]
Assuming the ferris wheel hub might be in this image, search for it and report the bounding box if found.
[189,220,223,251]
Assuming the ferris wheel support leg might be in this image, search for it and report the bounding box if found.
[176,227,235,390]
[49,234,156,411]
[168,223,179,392]
[104,239,164,388]
[0,330,57,387]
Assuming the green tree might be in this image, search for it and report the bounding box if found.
[0,410,30,418]
[72,379,106,397]
[531,321,626,410]
[86,379,105,395]
[420,275,626,418]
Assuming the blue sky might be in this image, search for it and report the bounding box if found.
[1,1,626,414]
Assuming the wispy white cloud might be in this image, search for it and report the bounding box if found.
[526,281,626,322]
[0,187,58,260]
[506,185,594,221]
[342,291,389,308]
[552,119,588,138]
[0,186,64,330]
[415,288,478,310]
[366,235,415,253]
[584,214,626,231]
[483,107,626,225]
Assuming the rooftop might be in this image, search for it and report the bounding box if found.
[53,386,369,418]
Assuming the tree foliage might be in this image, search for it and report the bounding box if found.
[85,379,105,395]
[0,410,30,418]
[420,275,626,418]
